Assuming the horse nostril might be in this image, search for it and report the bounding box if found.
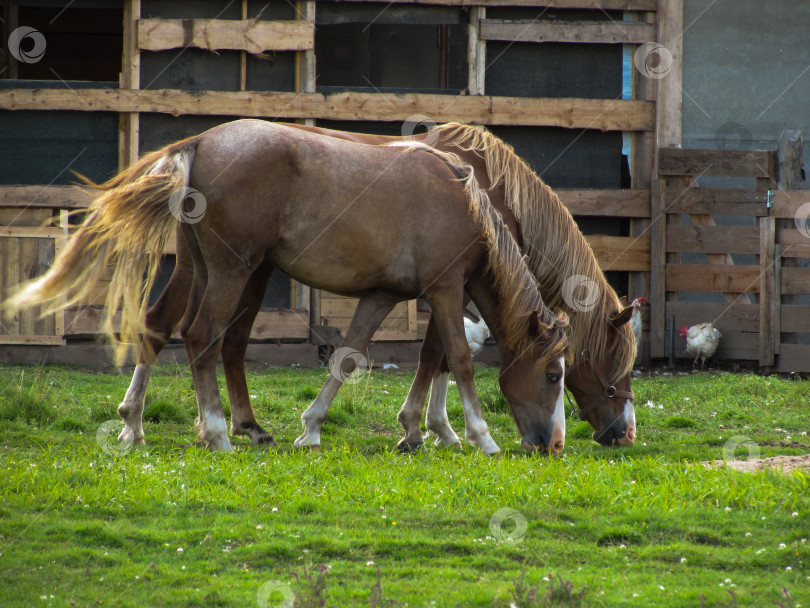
[550,440,565,455]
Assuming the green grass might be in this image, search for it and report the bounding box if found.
[0,363,808,607]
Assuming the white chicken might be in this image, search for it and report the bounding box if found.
[629,297,648,355]
[680,323,721,369]
[464,315,490,357]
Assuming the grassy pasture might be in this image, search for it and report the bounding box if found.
[0,362,808,607]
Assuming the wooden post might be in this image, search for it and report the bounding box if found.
[240,0,248,91]
[759,211,776,367]
[118,0,141,170]
[649,0,682,358]
[629,9,657,363]
[777,129,805,352]
[468,6,486,95]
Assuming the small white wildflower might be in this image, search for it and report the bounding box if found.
[725,579,732,584]
[257,525,263,530]
[792,512,799,517]
[786,566,792,571]
[366,561,375,566]
[658,585,664,591]
[177,547,184,552]
[272,507,279,513]
[779,543,787,549]
[745,532,752,537]
[725,507,732,512]
[680,557,687,563]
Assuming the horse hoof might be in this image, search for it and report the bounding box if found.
[397,440,423,453]
[255,434,277,446]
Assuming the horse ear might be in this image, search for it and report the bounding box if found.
[609,305,634,328]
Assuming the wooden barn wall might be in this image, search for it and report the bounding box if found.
[0,0,663,361]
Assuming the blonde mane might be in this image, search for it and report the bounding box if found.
[392,141,568,367]
[436,123,635,383]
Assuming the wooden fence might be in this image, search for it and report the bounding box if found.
[1,0,666,353]
[651,147,810,371]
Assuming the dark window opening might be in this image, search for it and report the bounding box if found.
[315,3,467,92]
[1,6,123,82]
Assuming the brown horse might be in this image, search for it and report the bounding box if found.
[8,120,569,455]
[115,122,636,450]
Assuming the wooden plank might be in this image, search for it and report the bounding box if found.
[19,238,37,338]
[0,89,656,131]
[658,149,775,178]
[776,129,804,357]
[674,330,759,362]
[332,0,658,9]
[481,20,655,44]
[0,185,93,209]
[468,6,486,95]
[777,229,810,257]
[656,0,683,149]
[665,264,761,293]
[776,344,810,372]
[666,225,759,255]
[760,215,776,366]
[0,208,52,226]
[781,305,810,333]
[666,301,759,333]
[0,227,65,238]
[663,187,769,216]
[586,235,650,271]
[629,9,656,362]
[119,0,140,171]
[137,18,314,53]
[771,190,810,219]
[649,179,666,357]
[0,335,64,345]
[35,238,55,337]
[558,189,650,217]
[2,238,21,336]
[782,267,810,295]
[250,309,310,340]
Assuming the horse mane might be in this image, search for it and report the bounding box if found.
[436,123,636,383]
[390,141,568,368]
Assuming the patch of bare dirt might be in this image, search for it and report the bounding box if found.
[703,454,810,473]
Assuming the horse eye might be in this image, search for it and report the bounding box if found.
[546,372,561,384]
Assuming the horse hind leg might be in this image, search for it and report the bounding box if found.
[183,266,256,451]
[222,261,275,445]
[118,228,193,445]
[397,316,460,451]
[425,360,461,447]
[295,293,397,450]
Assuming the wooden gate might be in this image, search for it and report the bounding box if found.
[0,192,68,345]
[651,148,810,371]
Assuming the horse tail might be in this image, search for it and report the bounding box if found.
[6,138,199,364]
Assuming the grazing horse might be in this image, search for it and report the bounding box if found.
[8,120,569,455]
[114,122,636,450]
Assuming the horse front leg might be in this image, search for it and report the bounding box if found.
[294,293,397,450]
[397,316,460,451]
[426,288,499,456]
[118,226,192,446]
[222,260,275,445]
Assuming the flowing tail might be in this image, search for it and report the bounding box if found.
[5,138,199,364]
